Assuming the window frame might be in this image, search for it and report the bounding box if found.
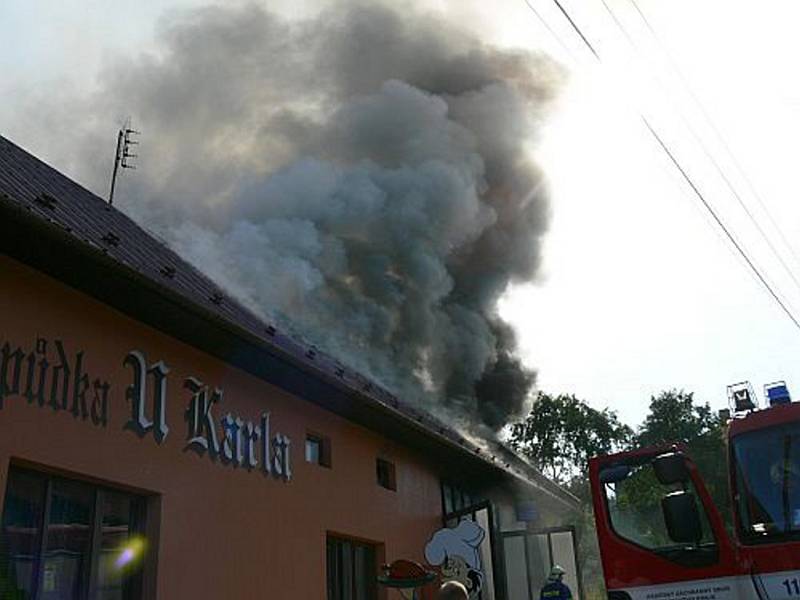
[500,526,583,600]
[0,465,148,600]
[305,432,332,468]
[730,422,800,545]
[326,534,379,600]
[441,481,481,517]
[600,453,720,568]
[375,458,396,491]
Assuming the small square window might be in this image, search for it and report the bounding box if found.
[376,458,396,491]
[306,434,332,468]
[306,436,321,464]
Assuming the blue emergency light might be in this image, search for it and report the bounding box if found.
[764,381,791,406]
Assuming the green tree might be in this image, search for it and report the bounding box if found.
[509,393,631,600]
[508,389,729,600]
[509,392,633,487]
[635,389,729,528]
[637,389,719,447]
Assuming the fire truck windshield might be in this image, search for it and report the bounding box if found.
[732,421,800,542]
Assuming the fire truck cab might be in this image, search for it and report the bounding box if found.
[589,382,800,600]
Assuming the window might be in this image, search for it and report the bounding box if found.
[442,482,482,517]
[732,422,800,542]
[375,459,396,491]
[306,437,321,464]
[306,434,332,468]
[601,455,717,566]
[326,535,377,600]
[0,467,147,599]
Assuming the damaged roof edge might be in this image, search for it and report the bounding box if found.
[0,137,579,510]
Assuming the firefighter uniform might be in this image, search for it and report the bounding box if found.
[540,566,573,600]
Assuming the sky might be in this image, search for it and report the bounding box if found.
[2,0,800,427]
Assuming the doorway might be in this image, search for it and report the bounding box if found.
[501,527,581,600]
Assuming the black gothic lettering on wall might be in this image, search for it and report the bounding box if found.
[0,343,24,406]
[71,350,90,419]
[0,337,110,427]
[184,377,222,458]
[49,340,70,412]
[92,379,110,426]
[123,350,170,443]
[23,339,49,407]
[242,420,261,469]
[0,337,292,482]
[183,381,291,480]
[259,412,292,482]
[221,412,243,465]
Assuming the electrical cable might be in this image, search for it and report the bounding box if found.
[600,0,800,298]
[521,0,577,61]
[644,118,800,331]
[520,0,800,331]
[629,0,800,272]
[550,0,600,60]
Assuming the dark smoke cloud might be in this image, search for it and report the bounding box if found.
[8,2,563,430]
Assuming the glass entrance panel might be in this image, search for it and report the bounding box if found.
[526,533,550,592]
[550,531,579,598]
[501,528,581,600]
[503,535,529,600]
[475,509,495,600]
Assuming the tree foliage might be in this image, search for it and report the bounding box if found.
[636,389,719,447]
[509,388,729,599]
[636,389,729,525]
[509,392,633,485]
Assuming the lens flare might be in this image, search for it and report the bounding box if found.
[114,536,146,571]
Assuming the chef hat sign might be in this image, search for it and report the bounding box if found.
[424,520,485,597]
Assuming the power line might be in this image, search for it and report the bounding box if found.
[600,0,800,298]
[524,0,800,330]
[521,0,576,61]
[549,0,600,60]
[644,118,800,332]
[599,0,635,46]
[628,0,800,272]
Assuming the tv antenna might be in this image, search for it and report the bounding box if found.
[108,118,139,205]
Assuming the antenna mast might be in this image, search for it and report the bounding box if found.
[108,118,139,205]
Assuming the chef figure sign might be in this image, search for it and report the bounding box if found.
[424,520,485,599]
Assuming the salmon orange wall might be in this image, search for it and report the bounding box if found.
[0,255,445,598]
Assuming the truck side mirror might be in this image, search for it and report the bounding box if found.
[662,491,702,544]
[599,464,631,484]
[653,452,689,485]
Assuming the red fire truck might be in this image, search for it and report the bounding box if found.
[589,382,800,600]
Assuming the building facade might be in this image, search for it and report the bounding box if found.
[0,135,579,599]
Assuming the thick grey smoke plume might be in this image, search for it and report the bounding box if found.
[17,2,563,430]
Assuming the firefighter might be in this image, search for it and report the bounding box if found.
[540,565,573,600]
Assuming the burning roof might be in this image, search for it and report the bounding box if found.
[0,133,576,508]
